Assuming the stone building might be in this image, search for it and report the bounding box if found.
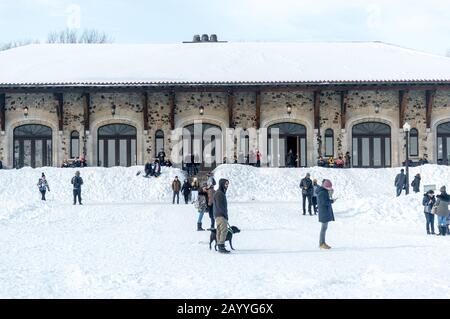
[0,40,450,169]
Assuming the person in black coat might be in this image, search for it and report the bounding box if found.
[214,179,230,254]
[299,173,314,215]
[144,160,153,177]
[394,169,407,197]
[411,174,421,193]
[71,171,84,205]
[158,149,166,166]
[181,179,192,204]
[317,179,335,250]
[0,160,3,169]
[286,150,296,168]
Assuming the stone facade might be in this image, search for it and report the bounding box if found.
[1,88,450,168]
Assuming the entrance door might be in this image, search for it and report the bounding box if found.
[14,125,52,168]
[98,124,137,167]
[437,122,450,165]
[268,123,307,167]
[182,123,222,171]
[352,122,391,168]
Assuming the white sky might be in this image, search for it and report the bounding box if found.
[0,0,449,56]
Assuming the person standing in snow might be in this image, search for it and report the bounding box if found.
[312,179,319,215]
[345,152,351,168]
[195,184,209,231]
[207,172,216,188]
[71,171,83,205]
[37,173,50,201]
[299,173,314,216]
[394,169,407,197]
[411,174,421,193]
[423,190,436,235]
[181,179,192,205]
[256,150,261,168]
[191,178,199,204]
[317,179,336,250]
[172,176,181,205]
[214,179,231,254]
[206,182,216,230]
[433,186,450,236]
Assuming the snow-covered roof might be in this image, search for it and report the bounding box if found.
[1,42,450,87]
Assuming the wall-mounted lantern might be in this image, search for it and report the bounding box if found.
[199,105,205,116]
[374,104,380,114]
[287,104,292,115]
[23,107,29,117]
[111,104,116,117]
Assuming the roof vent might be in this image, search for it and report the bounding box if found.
[201,34,210,42]
[193,35,201,43]
[210,34,218,42]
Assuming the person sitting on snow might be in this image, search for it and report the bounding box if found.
[153,159,161,178]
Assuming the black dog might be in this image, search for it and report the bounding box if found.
[209,226,241,251]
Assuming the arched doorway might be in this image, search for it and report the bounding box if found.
[352,122,391,168]
[268,123,307,167]
[13,124,52,168]
[98,124,137,167]
[182,123,222,171]
[437,122,450,165]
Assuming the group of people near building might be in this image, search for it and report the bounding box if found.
[317,152,351,168]
[61,156,87,168]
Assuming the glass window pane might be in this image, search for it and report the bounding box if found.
[438,137,443,160]
[373,138,381,167]
[131,139,137,166]
[99,140,104,167]
[35,140,43,168]
[447,138,450,163]
[385,138,391,166]
[353,138,358,167]
[410,136,418,156]
[14,140,20,168]
[71,138,79,159]
[156,138,164,157]
[119,139,127,166]
[325,137,333,157]
[362,138,370,167]
[46,139,52,167]
[23,140,32,167]
[300,138,306,167]
[108,140,115,167]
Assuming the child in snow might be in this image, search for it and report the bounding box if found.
[37,173,50,201]
[422,190,436,235]
[195,184,209,231]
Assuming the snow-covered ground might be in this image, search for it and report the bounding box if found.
[1,165,450,298]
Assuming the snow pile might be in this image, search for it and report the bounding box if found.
[214,164,450,224]
[0,166,185,220]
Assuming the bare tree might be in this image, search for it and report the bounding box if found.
[0,39,40,52]
[47,28,113,44]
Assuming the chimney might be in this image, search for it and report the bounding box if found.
[210,34,218,42]
[201,34,209,42]
[192,35,201,43]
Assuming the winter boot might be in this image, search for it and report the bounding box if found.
[197,223,205,231]
[218,244,230,254]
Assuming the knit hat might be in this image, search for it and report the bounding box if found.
[322,179,333,191]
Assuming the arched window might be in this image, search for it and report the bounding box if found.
[14,124,52,168]
[70,131,80,159]
[409,128,418,157]
[437,122,450,165]
[268,123,307,167]
[325,129,334,157]
[352,122,391,168]
[98,124,137,167]
[155,130,165,157]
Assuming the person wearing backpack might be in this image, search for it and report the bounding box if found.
[37,173,50,201]
[195,184,209,231]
